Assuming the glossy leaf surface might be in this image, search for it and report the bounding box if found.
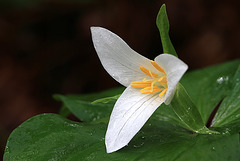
[4,114,239,161]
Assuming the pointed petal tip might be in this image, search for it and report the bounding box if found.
[90,26,112,44]
[90,26,108,33]
[90,26,100,34]
[105,138,127,153]
[106,146,119,153]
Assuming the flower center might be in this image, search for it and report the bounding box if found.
[130,60,168,97]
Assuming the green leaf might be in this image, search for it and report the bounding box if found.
[53,87,124,122]
[212,64,240,127]
[170,83,218,133]
[152,103,190,130]
[181,60,240,125]
[4,114,239,161]
[213,119,240,135]
[58,105,71,117]
[156,4,178,57]
[91,94,121,104]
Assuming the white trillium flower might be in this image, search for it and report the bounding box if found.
[91,27,188,153]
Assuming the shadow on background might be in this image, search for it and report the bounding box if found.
[0,0,239,155]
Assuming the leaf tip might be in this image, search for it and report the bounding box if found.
[52,94,61,101]
[157,4,167,17]
[91,100,98,104]
[160,4,166,11]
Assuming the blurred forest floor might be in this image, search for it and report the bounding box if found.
[0,0,240,156]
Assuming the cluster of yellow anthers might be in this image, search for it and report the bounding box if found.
[130,60,168,97]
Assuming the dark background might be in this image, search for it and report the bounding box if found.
[0,0,240,155]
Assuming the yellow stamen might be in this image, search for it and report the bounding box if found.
[131,61,168,98]
[140,66,158,78]
[130,81,152,87]
[151,60,165,73]
[158,76,166,83]
[140,86,162,94]
[159,88,168,97]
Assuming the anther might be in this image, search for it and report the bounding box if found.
[140,66,158,78]
[130,81,151,88]
[150,60,165,73]
[159,88,168,97]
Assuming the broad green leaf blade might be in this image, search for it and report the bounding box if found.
[153,103,190,130]
[212,64,240,127]
[55,95,112,121]
[213,119,240,135]
[175,134,239,161]
[181,60,240,124]
[4,114,239,161]
[171,83,204,131]
[156,4,177,57]
[4,114,107,161]
[170,83,217,133]
[54,87,124,122]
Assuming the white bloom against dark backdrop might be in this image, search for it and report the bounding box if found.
[91,27,188,153]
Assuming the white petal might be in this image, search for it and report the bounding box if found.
[91,27,158,87]
[105,86,164,153]
[155,54,188,105]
